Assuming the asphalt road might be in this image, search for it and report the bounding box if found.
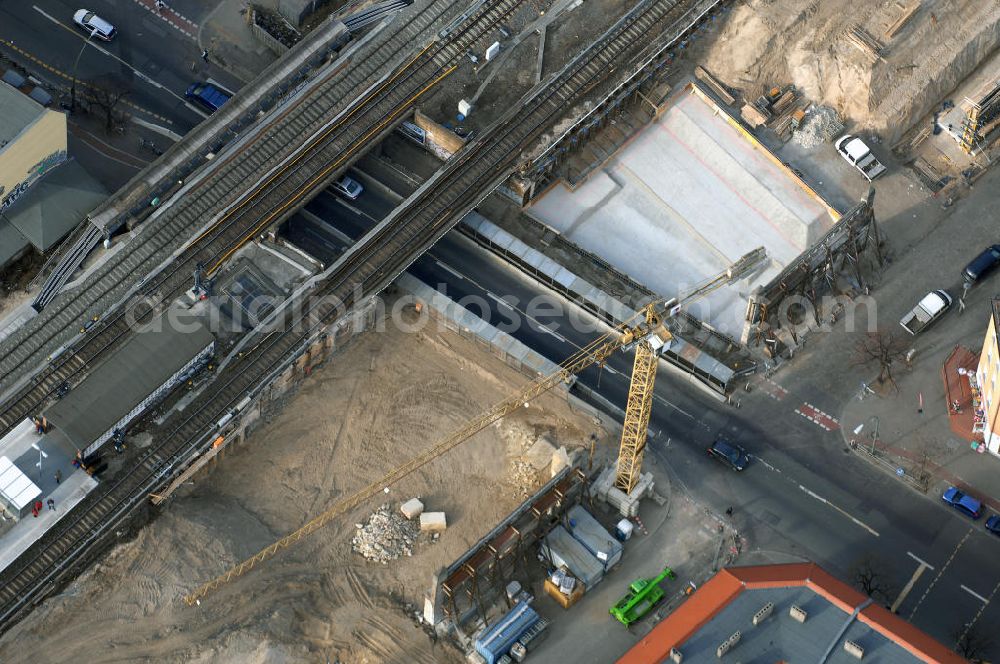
[0,0,241,134]
[288,181,1000,657]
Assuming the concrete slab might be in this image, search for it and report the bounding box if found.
[529,88,836,339]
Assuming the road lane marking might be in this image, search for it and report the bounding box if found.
[797,484,879,536]
[909,528,972,620]
[794,402,841,431]
[652,394,695,420]
[535,323,566,342]
[958,576,1000,645]
[434,261,464,280]
[961,584,989,603]
[487,292,514,309]
[906,551,935,571]
[891,562,929,613]
[133,0,198,39]
[754,456,780,473]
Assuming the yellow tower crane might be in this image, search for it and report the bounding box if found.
[183,247,766,605]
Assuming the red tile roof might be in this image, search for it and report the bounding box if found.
[617,563,966,664]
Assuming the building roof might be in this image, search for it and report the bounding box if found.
[43,313,214,449]
[618,563,966,664]
[0,455,41,511]
[0,83,44,149]
[992,298,1000,348]
[2,159,105,252]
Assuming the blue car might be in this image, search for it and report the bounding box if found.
[707,437,751,472]
[942,487,982,519]
[185,82,232,113]
[986,515,1000,536]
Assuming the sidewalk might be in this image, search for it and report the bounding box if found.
[841,343,1000,512]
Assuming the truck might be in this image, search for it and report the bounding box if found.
[834,134,887,181]
[899,290,952,335]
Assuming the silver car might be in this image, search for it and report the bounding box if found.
[73,9,116,41]
[332,175,363,200]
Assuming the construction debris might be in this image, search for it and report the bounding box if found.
[352,503,420,564]
[400,498,424,520]
[844,25,885,63]
[792,106,845,149]
[884,2,920,40]
[419,512,448,533]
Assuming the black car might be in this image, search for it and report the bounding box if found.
[963,244,1000,284]
[707,438,751,471]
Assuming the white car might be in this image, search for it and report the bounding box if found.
[73,9,116,41]
[834,134,886,181]
[332,175,364,200]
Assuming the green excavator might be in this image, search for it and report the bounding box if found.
[610,566,676,627]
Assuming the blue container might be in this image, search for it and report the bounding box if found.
[474,603,540,664]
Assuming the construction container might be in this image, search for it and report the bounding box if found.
[544,577,584,609]
[542,525,603,590]
[566,505,623,570]
[517,618,550,655]
[474,602,540,664]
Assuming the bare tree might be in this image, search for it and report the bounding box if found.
[953,622,994,662]
[849,553,896,604]
[853,330,908,391]
[86,74,131,132]
[912,437,939,490]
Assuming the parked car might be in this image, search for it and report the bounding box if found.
[963,244,1000,284]
[706,437,750,471]
[899,290,951,335]
[185,82,232,113]
[986,515,1000,536]
[332,175,364,200]
[834,134,887,181]
[942,486,982,519]
[73,9,116,41]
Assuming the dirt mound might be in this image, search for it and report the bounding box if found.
[700,0,1000,144]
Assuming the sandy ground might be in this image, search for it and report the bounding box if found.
[698,0,1000,143]
[0,309,603,663]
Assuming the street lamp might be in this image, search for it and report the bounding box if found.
[70,30,98,113]
[868,415,880,454]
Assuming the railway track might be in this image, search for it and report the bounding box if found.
[0,0,525,443]
[0,0,461,406]
[0,0,720,633]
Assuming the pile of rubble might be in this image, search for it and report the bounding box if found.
[352,504,420,564]
[792,106,845,148]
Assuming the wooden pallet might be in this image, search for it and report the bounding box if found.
[844,25,885,63]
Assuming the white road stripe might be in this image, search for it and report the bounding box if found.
[652,394,695,420]
[907,551,935,571]
[962,584,989,603]
[536,323,565,342]
[753,456,780,473]
[487,292,513,309]
[798,484,879,536]
[435,261,464,280]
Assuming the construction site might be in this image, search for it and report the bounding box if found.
[1,0,1000,661]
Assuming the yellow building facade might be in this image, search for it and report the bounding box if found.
[0,85,67,212]
[975,300,1000,454]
